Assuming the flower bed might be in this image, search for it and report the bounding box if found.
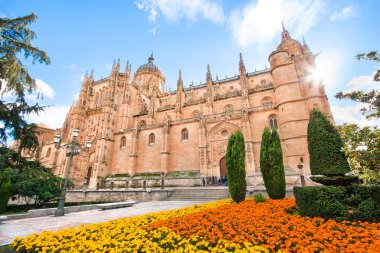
[13,198,380,252]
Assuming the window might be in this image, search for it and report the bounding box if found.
[46,147,51,158]
[181,129,189,141]
[149,133,155,145]
[120,136,126,148]
[269,115,278,130]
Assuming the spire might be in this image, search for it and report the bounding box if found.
[239,53,246,77]
[148,52,154,64]
[125,60,130,75]
[281,22,291,41]
[116,58,120,71]
[89,69,94,83]
[302,36,311,53]
[206,64,212,83]
[177,70,183,89]
[112,59,116,70]
[83,71,88,83]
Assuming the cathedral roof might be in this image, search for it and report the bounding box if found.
[135,53,163,76]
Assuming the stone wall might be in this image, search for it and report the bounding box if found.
[65,189,172,203]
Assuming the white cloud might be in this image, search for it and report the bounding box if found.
[26,105,70,129]
[331,103,378,127]
[64,64,78,71]
[148,27,158,36]
[1,79,55,102]
[314,51,344,93]
[135,0,224,24]
[149,8,158,23]
[229,0,324,49]
[26,79,56,101]
[330,5,354,21]
[344,74,379,93]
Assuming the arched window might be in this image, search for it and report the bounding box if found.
[46,147,51,158]
[149,133,155,145]
[181,129,189,141]
[269,115,278,130]
[120,136,126,148]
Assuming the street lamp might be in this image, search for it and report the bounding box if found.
[297,162,306,187]
[54,129,92,217]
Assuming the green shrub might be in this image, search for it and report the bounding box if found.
[226,130,247,203]
[166,170,200,178]
[307,109,350,176]
[294,185,380,222]
[310,175,359,186]
[0,168,13,213]
[260,127,286,199]
[253,193,266,203]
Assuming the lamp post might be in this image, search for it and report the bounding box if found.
[297,162,306,187]
[54,129,92,217]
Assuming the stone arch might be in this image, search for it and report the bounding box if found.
[261,96,273,108]
[268,114,278,130]
[208,121,241,177]
[209,121,240,141]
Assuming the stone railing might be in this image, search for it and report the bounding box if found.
[183,98,206,107]
[248,83,274,94]
[214,90,241,101]
[157,104,175,112]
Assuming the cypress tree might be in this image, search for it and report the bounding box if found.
[260,127,286,199]
[308,109,350,176]
[226,130,247,203]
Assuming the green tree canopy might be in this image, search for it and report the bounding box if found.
[259,127,286,199]
[0,13,50,150]
[337,123,380,184]
[336,51,379,119]
[226,130,247,203]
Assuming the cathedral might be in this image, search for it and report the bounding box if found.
[35,26,333,189]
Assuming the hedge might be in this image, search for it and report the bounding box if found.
[294,185,380,222]
[307,109,350,176]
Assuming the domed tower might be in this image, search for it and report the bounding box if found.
[133,53,166,96]
[268,24,332,174]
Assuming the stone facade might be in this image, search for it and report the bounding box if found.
[35,27,333,189]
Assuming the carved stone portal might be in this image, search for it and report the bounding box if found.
[208,121,240,177]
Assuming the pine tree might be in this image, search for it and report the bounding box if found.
[226,130,247,203]
[0,13,50,150]
[260,127,286,199]
[307,109,350,176]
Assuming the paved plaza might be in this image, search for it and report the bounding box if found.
[0,200,202,246]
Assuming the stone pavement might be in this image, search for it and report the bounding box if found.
[0,200,202,246]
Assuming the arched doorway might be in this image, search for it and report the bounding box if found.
[219,157,227,177]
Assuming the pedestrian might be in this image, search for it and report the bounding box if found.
[202,178,206,187]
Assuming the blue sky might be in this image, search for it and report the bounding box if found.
[1,0,379,129]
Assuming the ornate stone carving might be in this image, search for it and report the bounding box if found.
[241,101,249,122]
[162,114,171,134]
